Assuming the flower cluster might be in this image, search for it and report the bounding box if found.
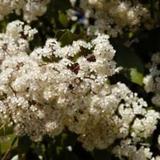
[144,53,160,107]
[113,140,160,160]
[0,20,118,141]
[69,0,153,37]
[0,21,159,160]
[0,0,50,22]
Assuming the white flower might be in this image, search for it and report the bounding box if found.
[144,52,160,106]
[0,21,158,160]
[0,0,50,22]
[73,0,152,37]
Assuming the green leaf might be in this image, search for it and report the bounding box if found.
[58,11,69,27]
[113,40,144,72]
[0,134,17,154]
[0,126,14,137]
[130,68,144,86]
[56,30,77,46]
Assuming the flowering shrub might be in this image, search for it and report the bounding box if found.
[0,0,160,160]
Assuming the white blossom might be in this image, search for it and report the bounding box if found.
[0,0,50,22]
[143,52,160,106]
[0,21,159,160]
[70,0,153,37]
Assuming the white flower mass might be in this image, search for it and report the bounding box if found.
[0,1,159,159]
[70,0,154,37]
[144,52,160,107]
[0,20,159,160]
[0,0,50,22]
